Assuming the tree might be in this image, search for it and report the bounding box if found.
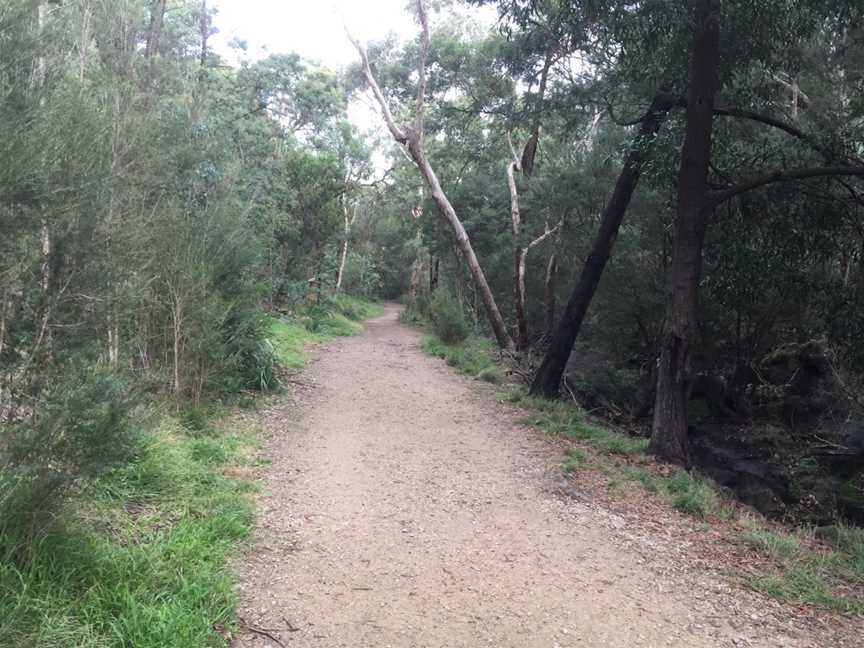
[348,0,515,350]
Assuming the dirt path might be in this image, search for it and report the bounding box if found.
[233,305,857,648]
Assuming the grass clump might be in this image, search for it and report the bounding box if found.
[267,317,324,368]
[0,410,260,648]
[740,523,864,614]
[520,398,648,456]
[421,335,495,377]
[663,470,728,520]
[333,294,383,321]
[268,295,382,368]
[563,448,587,475]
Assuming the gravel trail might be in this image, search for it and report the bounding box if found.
[232,304,859,648]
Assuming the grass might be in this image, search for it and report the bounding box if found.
[268,317,325,368]
[504,387,733,520]
[421,334,496,378]
[0,412,261,648]
[0,294,382,647]
[268,295,382,368]
[740,523,864,614]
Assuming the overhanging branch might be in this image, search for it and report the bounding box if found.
[706,166,864,209]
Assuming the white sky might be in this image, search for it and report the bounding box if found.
[211,0,428,69]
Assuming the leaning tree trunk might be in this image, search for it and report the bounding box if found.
[649,0,721,467]
[529,93,677,396]
[348,0,514,350]
[544,249,558,337]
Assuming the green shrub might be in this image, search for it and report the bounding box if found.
[429,291,469,344]
[663,470,728,519]
[0,365,136,551]
[422,335,494,377]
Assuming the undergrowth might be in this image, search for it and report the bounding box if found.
[0,294,381,647]
[740,523,864,614]
[269,295,382,367]
[0,412,260,648]
[504,385,864,614]
[421,334,497,378]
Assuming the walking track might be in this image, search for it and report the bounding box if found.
[232,304,860,648]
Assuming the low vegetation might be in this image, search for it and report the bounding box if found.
[741,524,864,614]
[0,295,379,647]
[497,386,864,613]
[0,410,260,647]
[269,295,383,368]
[421,335,496,378]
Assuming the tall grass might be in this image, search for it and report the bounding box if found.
[0,414,260,647]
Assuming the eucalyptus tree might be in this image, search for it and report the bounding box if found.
[348,0,515,349]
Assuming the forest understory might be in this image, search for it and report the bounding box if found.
[3,0,864,645]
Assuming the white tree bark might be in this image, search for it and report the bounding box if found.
[347,0,514,350]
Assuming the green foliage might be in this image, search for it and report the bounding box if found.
[267,318,324,369]
[428,291,470,344]
[520,399,648,455]
[739,522,864,613]
[266,295,380,368]
[333,294,383,321]
[563,448,587,475]
[0,411,259,647]
[0,366,136,549]
[663,471,728,520]
[421,335,495,377]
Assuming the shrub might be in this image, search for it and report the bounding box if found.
[0,365,136,550]
[429,291,469,344]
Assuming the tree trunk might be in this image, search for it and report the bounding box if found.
[429,254,439,292]
[529,93,676,396]
[544,251,558,337]
[408,138,514,349]
[348,2,514,350]
[199,0,209,69]
[145,0,167,59]
[335,196,354,294]
[649,0,721,467]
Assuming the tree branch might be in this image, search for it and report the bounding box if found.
[528,220,562,250]
[345,28,407,144]
[415,0,430,139]
[706,166,864,209]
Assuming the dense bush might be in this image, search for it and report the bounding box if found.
[429,291,469,344]
[0,366,136,549]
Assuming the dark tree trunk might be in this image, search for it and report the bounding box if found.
[528,93,676,397]
[145,0,167,59]
[429,255,439,292]
[649,0,721,467]
[544,251,557,337]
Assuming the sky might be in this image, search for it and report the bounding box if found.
[210,0,431,69]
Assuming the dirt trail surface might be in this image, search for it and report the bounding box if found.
[233,305,859,648]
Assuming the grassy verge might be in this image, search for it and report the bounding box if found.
[740,523,864,614]
[513,388,729,519]
[0,294,382,647]
[269,295,383,368]
[421,334,503,383]
[0,409,261,647]
[502,384,864,613]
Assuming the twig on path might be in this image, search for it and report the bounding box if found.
[238,617,286,647]
[281,616,301,632]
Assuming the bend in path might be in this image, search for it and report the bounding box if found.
[233,304,859,648]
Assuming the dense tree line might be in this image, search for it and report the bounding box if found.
[355,0,864,523]
[3,0,863,538]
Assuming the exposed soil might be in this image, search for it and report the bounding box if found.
[232,304,862,648]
